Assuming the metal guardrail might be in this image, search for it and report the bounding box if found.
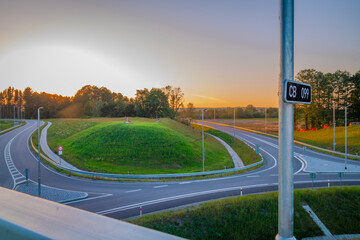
[0,187,183,240]
[30,123,264,180]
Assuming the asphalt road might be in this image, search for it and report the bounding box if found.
[1,120,359,220]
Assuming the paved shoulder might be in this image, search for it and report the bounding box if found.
[40,122,79,171]
[208,133,244,168]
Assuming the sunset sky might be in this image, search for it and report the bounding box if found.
[1,0,359,107]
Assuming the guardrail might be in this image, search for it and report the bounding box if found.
[30,123,264,180]
[0,187,183,240]
[197,120,360,160]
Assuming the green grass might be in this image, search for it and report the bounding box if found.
[294,125,360,156]
[194,126,261,166]
[130,187,360,240]
[46,118,234,174]
[0,120,16,132]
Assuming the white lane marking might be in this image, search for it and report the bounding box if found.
[97,183,269,215]
[179,182,191,185]
[189,144,278,184]
[3,124,35,189]
[126,189,142,193]
[153,185,168,189]
[64,193,113,205]
[294,156,305,175]
[241,132,279,149]
[270,174,278,177]
[247,175,259,178]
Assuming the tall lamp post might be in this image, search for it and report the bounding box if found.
[233,107,236,143]
[338,105,351,170]
[201,108,207,172]
[333,101,336,151]
[265,107,267,133]
[37,107,43,197]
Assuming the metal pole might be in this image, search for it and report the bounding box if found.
[345,106,347,170]
[13,105,15,126]
[233,108,236,143]
[265,108,267,133]
[276,0,295,240]
[214,108,215,122]
[202,109,206,172]
[37,107,43,197]
[333,101,336,151]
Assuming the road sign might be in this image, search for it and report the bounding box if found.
[58,146,63,151]
[283,80,312,104]
[310,173,316,179]
[59,151,63,155]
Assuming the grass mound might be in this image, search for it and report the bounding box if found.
[131,187,360,240]
[47,118,234,174]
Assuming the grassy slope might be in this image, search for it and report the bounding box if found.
[131,187,360,240]
[294,125,360,155]
[47,118,234,174]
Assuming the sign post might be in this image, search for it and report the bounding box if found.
[277,2,312,239]
[58,146,63,166]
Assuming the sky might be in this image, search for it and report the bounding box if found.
[0,0,359,108]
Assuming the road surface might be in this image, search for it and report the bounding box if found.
[1,120,359,220]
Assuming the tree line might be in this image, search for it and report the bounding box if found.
[294,69,360,129]
[179,104,278,120]
[0,85,184,119]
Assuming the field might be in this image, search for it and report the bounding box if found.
[294,125,360,156]
[46,118,234,174]
[130,187,360,240]
[213,118,278,135]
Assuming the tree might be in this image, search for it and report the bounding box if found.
[143,89,170,118]
[348,71,360,122]
[186,102,195,121]
[162,86,184,118]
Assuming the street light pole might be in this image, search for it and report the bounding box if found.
[265,107,267,133]
[37,107,43,197]
[233,107,236,143]
[276,1,295,240]
[13,105,15,126]
[339,105,351,170]
[202,109,207,172]
[333,101,336,151]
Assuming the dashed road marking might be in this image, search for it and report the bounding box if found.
[126,189,142,193]
[153,185,168,189]
[179,182,191,185]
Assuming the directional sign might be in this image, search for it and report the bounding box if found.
[283,80,312,104]
[310,172,316,179]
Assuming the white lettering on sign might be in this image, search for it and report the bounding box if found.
[289,85,297,98]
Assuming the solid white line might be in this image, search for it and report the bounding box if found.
[270,174,278,177]
[153,185,168,188]
[97,183,269,215]
[126,189,142,193]
[64,193,113,205]
[246,175,259,178]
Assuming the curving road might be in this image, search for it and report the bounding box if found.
[1,120,360,220]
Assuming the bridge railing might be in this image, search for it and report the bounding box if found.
[0,187,183,240]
